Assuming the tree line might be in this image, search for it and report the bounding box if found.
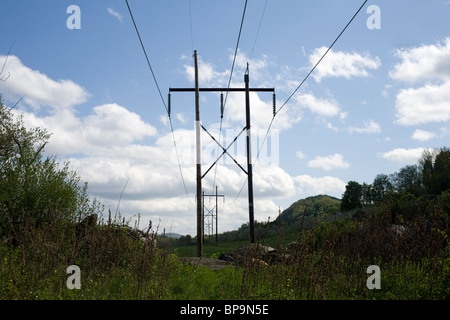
[341,147,450,225]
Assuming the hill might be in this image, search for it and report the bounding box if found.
[279,194,341,223]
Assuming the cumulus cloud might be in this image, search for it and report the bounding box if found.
[0,55,90,109]
[293,175,346,199]
[347,120,381,134]
[394,81,450,126]
[390,38,450,83]
[309,47,381,83]
[182,55,229,87]
[19,103,158,155]
[411,129,436,142]
[295,93,341,117]
[307,153,350,171]
[377,147,431,164]
[391,38,450,126]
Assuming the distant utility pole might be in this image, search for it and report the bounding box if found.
[169,50,275,249]
[202,186,225,243]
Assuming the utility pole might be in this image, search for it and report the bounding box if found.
[244,67,255,243]
[216,185,218,242]
[202,186,224,243]
[169,51,275,247]
[194,50,203,257]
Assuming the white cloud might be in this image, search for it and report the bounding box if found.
[296,151,306,159]
[411,129,436,142]
[295,93,341,117]
[309,47,381,83]
[223,89,301,131]
[253,165,296,198]
[390,38,450,83]
[175,113,188,124]
[0,55,89,108]
[377,147,431,164]
[107,8,123,23]
[394,81,450,126]
[348,120,381,134]
[183,55,228,87]
[391,38,450,126]
[307,153,350,171]
[293,175,346,199]
[19,103,157,155]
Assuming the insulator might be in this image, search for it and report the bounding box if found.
[273,93,276,116]
[220,92,224,119]
[168,93,171,117]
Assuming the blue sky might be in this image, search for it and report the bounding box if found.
[1,1,450,235]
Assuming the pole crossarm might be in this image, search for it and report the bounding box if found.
[169,88,274,93]
[201,125,247,179]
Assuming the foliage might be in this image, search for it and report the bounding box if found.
[0,97,102,242]
[340,147,450,223]
[340,181,363,212]
[280,195,341,223]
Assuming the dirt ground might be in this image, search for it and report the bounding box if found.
[179,257,233,270]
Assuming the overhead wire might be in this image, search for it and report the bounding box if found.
[125,0,192,204]
[188,0,195,54]
[275,0,368,116]
[249,0,269,61]
[211,0,248,195]
[233,0,369,203]
[228,0,270,205]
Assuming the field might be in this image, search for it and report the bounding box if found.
[1,210,448,300]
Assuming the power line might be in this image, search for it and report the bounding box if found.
[125,0,168,113]
[212,0,248,195]
[249,0,269,61]
[275,0,368,116]
[125,0,192,203]
[225,0,269,206]
[258,0,369,162]
[233,0,369,202]
[222,0,248,113]
[188,0,195,54]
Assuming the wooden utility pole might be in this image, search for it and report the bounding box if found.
[169,51,275,247]
[244,67,255,243]
[216,185,218,242]
[194,50,203,257]
[202,186,224,243]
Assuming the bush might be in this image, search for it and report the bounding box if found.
[0,98,101,243]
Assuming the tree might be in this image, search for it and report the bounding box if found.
[361,182,373,206]
[372,173,392,203]
[419,147,450,196]
[390,165,423,197]
[433,148,450,194]
[340,181,363,212]
[0,97,101,241]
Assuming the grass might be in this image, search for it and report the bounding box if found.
[0,208,449,300]
[168,232,299,258]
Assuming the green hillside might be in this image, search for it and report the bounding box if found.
[279,194,341,223]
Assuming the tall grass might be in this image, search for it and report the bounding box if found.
[1,205,448,300]
[0,209,173,299]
